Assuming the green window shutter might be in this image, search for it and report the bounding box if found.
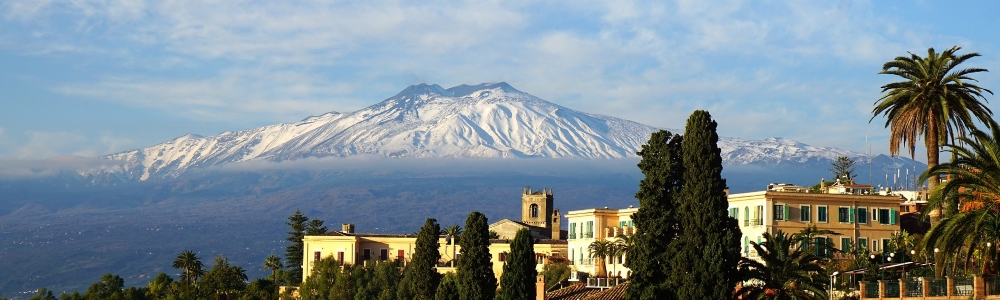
[744,208,749,226]
[850,207,855,224]
[783,204,789,221]
[826,238,834,256]
[890,209,897,225]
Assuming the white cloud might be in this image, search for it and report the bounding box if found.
[55,69,367,122]
[0,130,135,160]
[0,156,121,178]
[2,0,995,159]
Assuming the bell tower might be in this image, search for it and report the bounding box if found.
[522,187,554,230]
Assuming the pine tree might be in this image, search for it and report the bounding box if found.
[498,228,536,300]
[673,110,742,299]
[457,211,497,300]
[625,130,684,300]
[436,273,460,300]
[286,209,309,284]
[829,156,857,182]
[411,218,443,300]
[306,219,329,235]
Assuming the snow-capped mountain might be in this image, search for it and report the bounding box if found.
[98,82,908,181]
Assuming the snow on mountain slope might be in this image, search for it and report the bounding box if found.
[100,82,888,181]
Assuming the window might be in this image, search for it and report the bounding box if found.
[744,207,750,226]
[380,249,388,260]
[730,207,738,219]
[800,205,811,222]
[314,251,321,261]
[570,248,575,264]
[838,207,851,223]
[338,251,345,263]
[619,221,626,228]
[744,237,749,256]
[586,221,594,238]
[872,208,878,221]
[569,223,577,239]
[499,252,506,262]
[858,238,868,251]
[397,250,404,262]
[363,249,371,261]
[872,240,879,252]
[879,209,896,225]
[841,237,852,253]
[882,239,891,251]
[857,207,868,224]
[818,206,828,222]
[530,204,539,218]
[773,204,788,221]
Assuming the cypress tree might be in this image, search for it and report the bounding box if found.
[673,110,742,299]
[411,218,443,300]
[497,228,536,300]
[457,211,497,300]
[286,209,309,284]
[625,130,684,300]
[435,273,460,300]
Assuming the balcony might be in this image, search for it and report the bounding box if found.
[750,219,763,226]
[587,277,624,288]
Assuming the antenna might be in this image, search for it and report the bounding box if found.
[866,135,872,185]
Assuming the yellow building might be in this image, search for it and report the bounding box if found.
[301,223,567,281]
[729,183,905,259]
[564,206,638,279]
[301,188,571,282]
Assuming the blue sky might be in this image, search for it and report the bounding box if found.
[0,0,998,162]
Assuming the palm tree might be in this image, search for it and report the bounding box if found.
[444,224,462,267]
[611,234,632,277]
[872,46,993,197]
[733,230,828,300]
[173,250,204,286]
[264,254,284,282]
[920,119,1000,275]
[588,240,613,277]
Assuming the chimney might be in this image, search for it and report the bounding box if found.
[341,223,355,234]
[820,178,826,191]
[536,275,546,300]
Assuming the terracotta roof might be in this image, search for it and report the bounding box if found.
[582,281,628,300]
[315,232,425,238]
[545,281,628,300]
[489,238,568,245]
[546,283,599,300]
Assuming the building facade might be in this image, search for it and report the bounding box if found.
[301,224,567,281]
[563,206,638,279]
[728,183,905,259]
[300,188,570,283]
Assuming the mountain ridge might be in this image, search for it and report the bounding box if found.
[95,82,916,181]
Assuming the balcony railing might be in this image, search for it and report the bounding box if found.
[587,277,624,288]
[750,219,763,226]
[585,232,594,238]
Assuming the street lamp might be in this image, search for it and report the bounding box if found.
[871,254,883,280]
[935,247,942,277]
[829,271,839,300]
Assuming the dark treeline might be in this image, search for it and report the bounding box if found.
[11,210,551,300]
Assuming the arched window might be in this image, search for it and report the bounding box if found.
[530,204,539,218]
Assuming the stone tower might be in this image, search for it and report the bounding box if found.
[522,187,555,233]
